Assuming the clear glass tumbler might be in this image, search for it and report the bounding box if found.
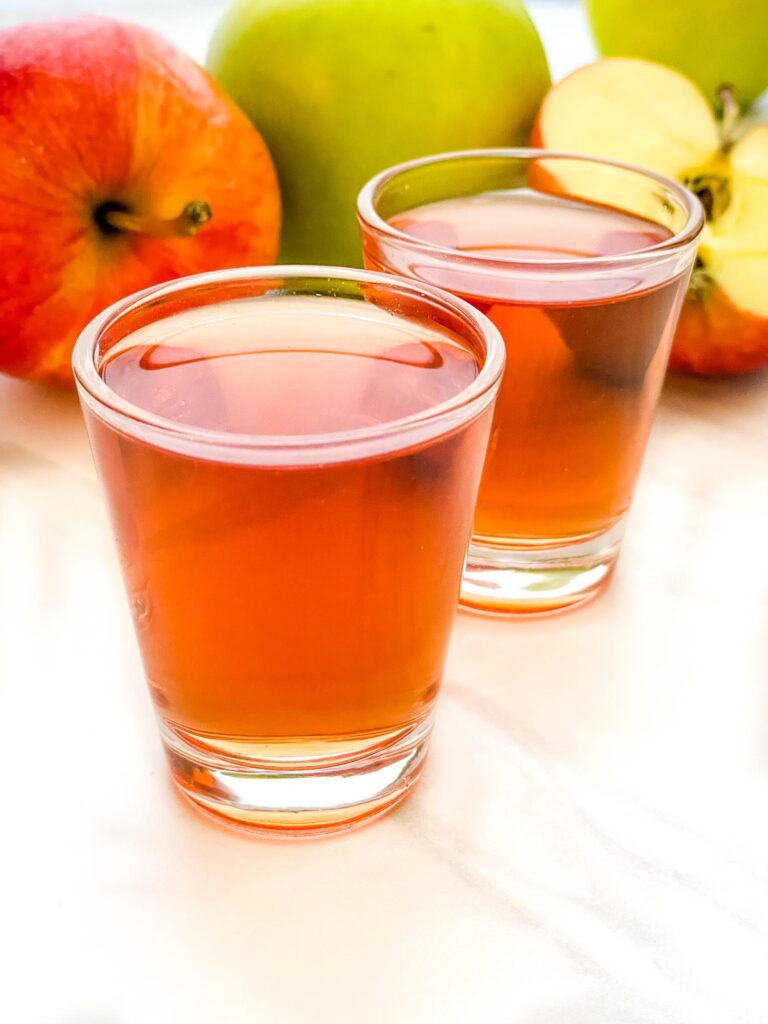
[73,266,504,836]
[358,150,704,614]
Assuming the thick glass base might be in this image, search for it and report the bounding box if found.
[160,715,432,838]
[460,521,623,615]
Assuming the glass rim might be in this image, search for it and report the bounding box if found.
[356,147,705,271]
[72,264,505,461]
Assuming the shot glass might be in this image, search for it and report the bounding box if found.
[73,266,504,836]
[358,150,704,614]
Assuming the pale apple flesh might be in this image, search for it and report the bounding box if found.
[673,126,768,372]
[533,57,768,374]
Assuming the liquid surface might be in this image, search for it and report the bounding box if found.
[390,189,673,261]
[380,190,686,542]
[101,295,478,437]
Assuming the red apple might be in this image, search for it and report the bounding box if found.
[0,16,280,386]
[532,58,768,375]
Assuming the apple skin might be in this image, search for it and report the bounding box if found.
[207,0,550,266]
[673,289,768,375]
[585,0,768,109]
[0,17,280,386]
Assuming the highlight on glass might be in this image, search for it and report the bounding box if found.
[358,149,704,615]
[73,266,505,836]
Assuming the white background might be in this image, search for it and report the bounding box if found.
[3,3,768,1023]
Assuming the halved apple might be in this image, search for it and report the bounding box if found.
[532,57,768,375]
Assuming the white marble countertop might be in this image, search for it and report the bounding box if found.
[3,4,768,1023]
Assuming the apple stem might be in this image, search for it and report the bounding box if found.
[104,200,212,238]
[716,84,740,151]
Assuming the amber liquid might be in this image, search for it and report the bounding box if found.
[86,295,491,746]
[384,192,689,542]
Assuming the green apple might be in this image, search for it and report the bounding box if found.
[207,0,549,265]
[586,0,768,109]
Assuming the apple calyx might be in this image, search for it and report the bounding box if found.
[96,199,213,238]
[687,255,713,297]
[682,85,742,222]
[683,167,731,220]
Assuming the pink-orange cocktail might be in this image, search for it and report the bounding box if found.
[74,268,504,835]
[359,151,704,613]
